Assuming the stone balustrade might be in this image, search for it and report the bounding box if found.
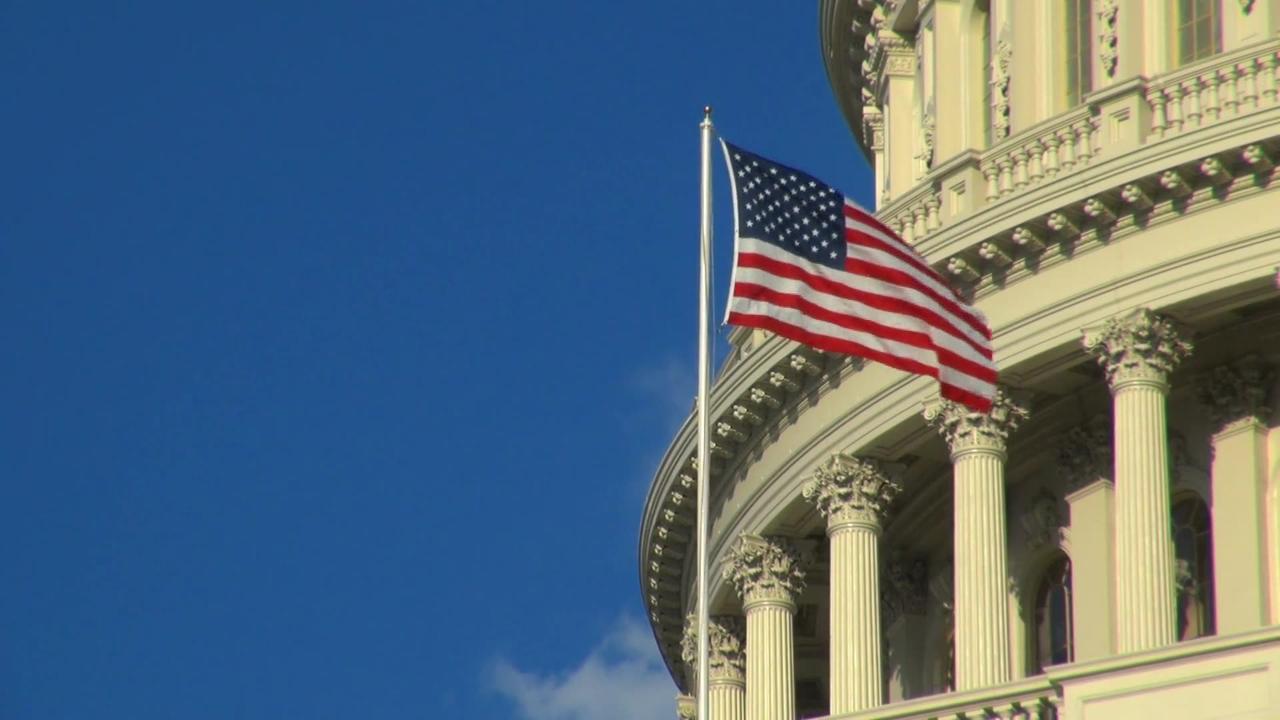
[873,38,1280,249]
[980,106,1099,204]
[1147,40,1280,140]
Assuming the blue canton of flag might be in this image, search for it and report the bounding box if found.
[723,142,847,271]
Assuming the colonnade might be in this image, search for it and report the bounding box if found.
[677,308,1275,718]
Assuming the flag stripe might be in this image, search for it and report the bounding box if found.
[842,218,989,338]
[734,239,991,357]
[721,140,997,412]
[731,282,998,383]
[726,307,996,406]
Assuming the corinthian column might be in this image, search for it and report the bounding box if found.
[925,388,1028,690]
[802,455,901,713]
[1085,308,1192,653]
[682,615,747,720]
[724,535,805,720]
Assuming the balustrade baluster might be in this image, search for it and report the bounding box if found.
[1145,89,1168,138]
[1165,85,1185,135]
[1184,78,1203,129]
[1074,119,1094,164]
[1043,134,1061,177]
[1058,127,1077,170]
[1012,149,1030,190]
[1240,59,1260,109]
[1026,141,1044,184]
[1260,52,1279,106]
[997,158,1014,197]
[1220,66,1240,117]
[981,163,999,202]
[1204,71,1221,122]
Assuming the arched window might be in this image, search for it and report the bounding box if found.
[1173,496,1215,640]
[1064,0,1093,106]
[1033,555,1073,673]
[1178,0,1221,66]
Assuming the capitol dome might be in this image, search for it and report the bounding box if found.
[641,2,1280,718]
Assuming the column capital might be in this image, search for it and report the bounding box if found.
[1057,417,1113,490]
[724,534,806,610]
[1083,308,1192,390]
[675,693,696,720]
[681,614,746,685]
[1197,356,1273,433]
[923,387,1029,457]
[802,454,902,531]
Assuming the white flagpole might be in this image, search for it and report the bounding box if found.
[696,105,714,720]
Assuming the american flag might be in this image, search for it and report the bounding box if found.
[721,140,997,412]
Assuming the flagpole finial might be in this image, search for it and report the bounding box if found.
[703,105,712,121]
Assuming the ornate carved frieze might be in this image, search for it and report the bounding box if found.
[882,552,928,625]
[1197,357,1273,432]
[1018,490,1064,549]
[991,32,1012,141]
[919,100,936,169]
[923,387,1030,456]
[681,614,747,684]
[724,534,807,607]
[1097,0,1119,78]
[802,454,902,529]
[863,109,885,152]
[1082,308,1193,389]
[1057,417,1113,489]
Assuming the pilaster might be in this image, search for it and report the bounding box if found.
[1084,308,1192,654]
[1060,419,1117,662]
[724,535,805,720]
[924,387,1028,690]
[802,455,901,714]
[1198,358,1273,634]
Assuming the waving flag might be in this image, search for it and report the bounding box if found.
[721,140,997,412]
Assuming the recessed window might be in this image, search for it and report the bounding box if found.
[1173,496,1216,640]
[1178,0,1221,66]
[1033,555,1074,673]
[1064,0,1093,106]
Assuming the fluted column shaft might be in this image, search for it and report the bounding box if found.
[926,389,1028,691]
[724,535,805,720]
[1112,376,1177,651]
[802,454,900,713]
[952,446,1012,689]
[743,598,795,720]
[1085,309,1191,655]
[829,519,882,710]
[709,676,745,720]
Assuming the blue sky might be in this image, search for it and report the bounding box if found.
[0,2,872,718]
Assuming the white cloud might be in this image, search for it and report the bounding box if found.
[627,354,696,429]
[491,615,677,720]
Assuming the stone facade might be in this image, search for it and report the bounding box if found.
[644,1,1280,718]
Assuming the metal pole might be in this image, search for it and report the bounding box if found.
[696,105,714,720]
